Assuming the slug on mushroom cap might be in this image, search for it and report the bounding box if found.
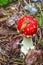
[17,16,38,37]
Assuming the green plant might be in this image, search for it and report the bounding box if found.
[39,7,43,26]
[0,0,13,6]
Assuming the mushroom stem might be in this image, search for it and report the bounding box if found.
[21,37,35,55]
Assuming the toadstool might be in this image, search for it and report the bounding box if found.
[17,16,38,54]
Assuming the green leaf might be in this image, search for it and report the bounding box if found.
[12,57,24,62]
[25,10,29,14]
[39,8,43,26]
[39,13,42,25]
[38,40,43,46]
[9,0,12,3]
[1,0,8,5]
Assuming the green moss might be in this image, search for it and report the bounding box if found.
[0,0,13,6]
[38,40,43,46]
[9,0,12,3]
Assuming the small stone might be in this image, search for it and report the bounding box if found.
[31,0,38,2]
[24,5,38,14]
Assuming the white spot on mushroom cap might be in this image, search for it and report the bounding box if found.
[27,28,29,31]
[30,27,33,29]
[33,25,36,28]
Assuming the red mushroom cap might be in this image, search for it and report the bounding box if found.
[17,16,38,36]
